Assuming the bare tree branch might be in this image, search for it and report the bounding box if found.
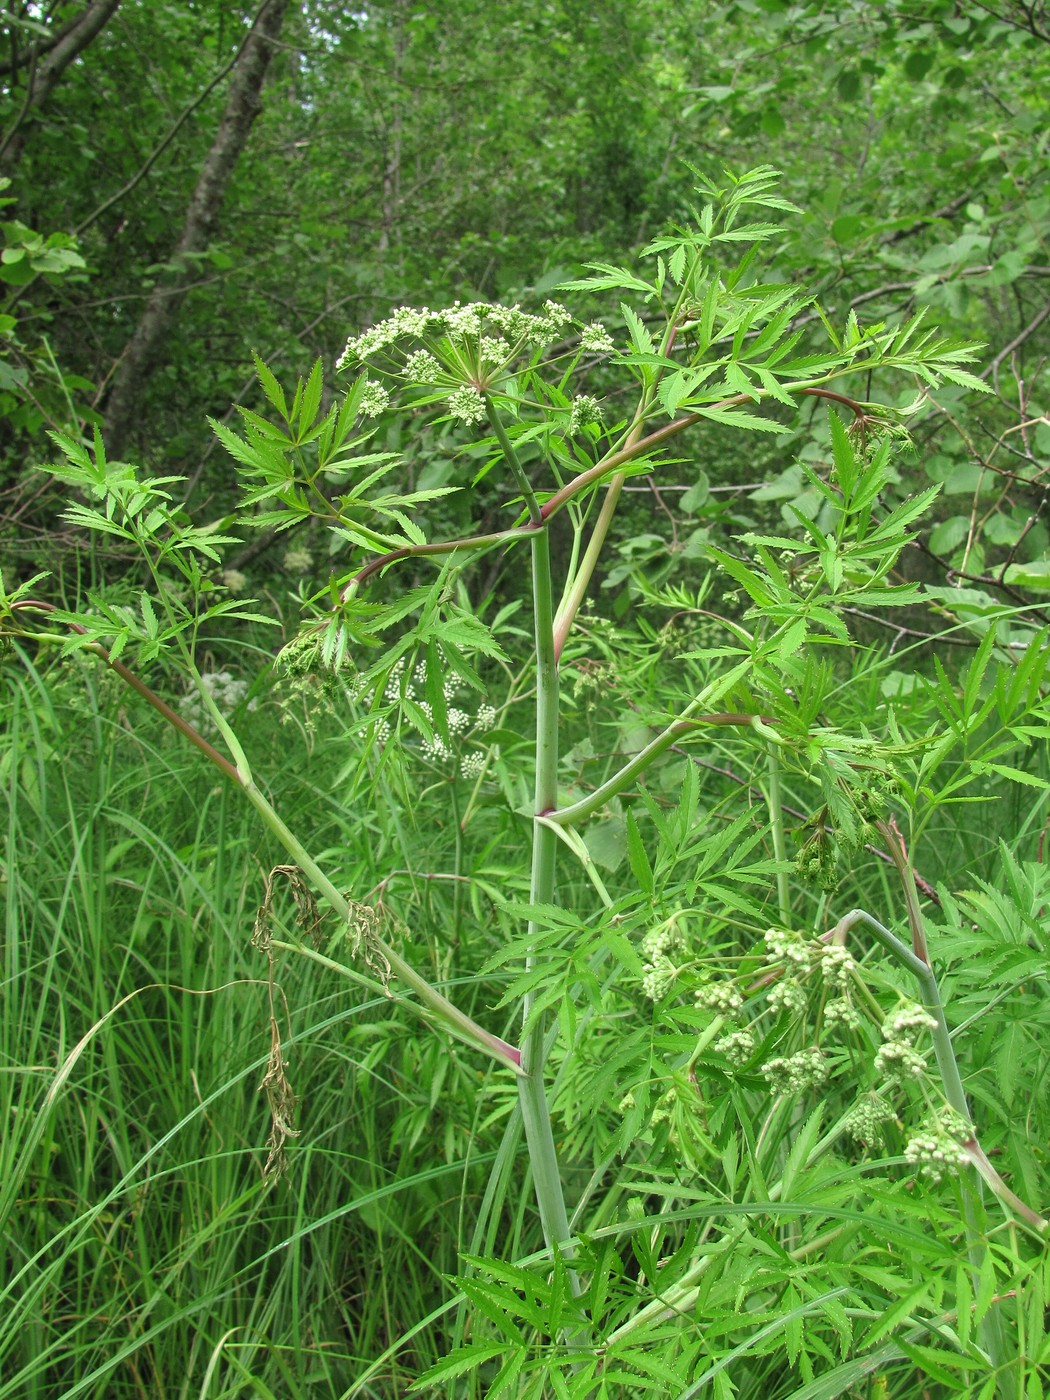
[0,0,121,169]
[103,0,290,460]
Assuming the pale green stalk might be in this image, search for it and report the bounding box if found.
[484,392,543,526]
[766,742,791,925]
[518,516,579,1268]
[546,674,756,828]
[480,394,584,1293]
[552,279,692,658]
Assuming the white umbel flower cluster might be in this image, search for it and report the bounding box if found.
[381,659,497,777]
[338,299,575,371]
[580,322,616,354]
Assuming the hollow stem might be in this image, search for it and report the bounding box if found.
[518,520,580,1278]
[765,741,791,925]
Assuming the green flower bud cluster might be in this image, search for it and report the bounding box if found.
[844,1090,896,1148]
[904,1110,970,1184]
[572,660,616,700]
[568,394,603,435]
[873,1002,938,1085]
[795,813,839,890]
[693,975,755,1066]
[714,1028,756,1068]
[640,923,687,1001]
[762,1046,828,1095]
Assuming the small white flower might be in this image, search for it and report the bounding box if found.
[473,703,497,733]
[480,336,510,364]
[404,350,442,383]
[221,568,247,593]
[447,385,486,425]
[460,751,485,780]
[447,707,471,735]
[359,380,390,417]
[384,660,406,701]
[580,322,615,354]
[421,733,452,763]
[444,302,485,337]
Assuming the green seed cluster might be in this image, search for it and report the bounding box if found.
[762,1046,828,1095]
[640,923,687,1001]
[844,1091,896,1148]
[904,1110,971,1184]
[874,1002,937,1084]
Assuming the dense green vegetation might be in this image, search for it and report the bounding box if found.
[2,3,1050,1397]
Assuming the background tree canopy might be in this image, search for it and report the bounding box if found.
[3,0,1048,602]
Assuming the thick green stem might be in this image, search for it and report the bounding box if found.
[518,523,579,1271]
[766,742,791,926]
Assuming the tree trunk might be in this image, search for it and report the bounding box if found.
[103,0,290,461]
[0,0,122,171]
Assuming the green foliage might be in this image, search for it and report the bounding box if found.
[3,11,1050,1389]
